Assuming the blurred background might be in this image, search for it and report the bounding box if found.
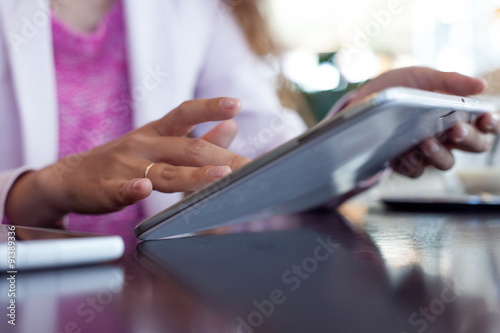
[243,0,500,197]
[259,0,500,121]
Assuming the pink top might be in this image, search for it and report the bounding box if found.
[52,0,143,241]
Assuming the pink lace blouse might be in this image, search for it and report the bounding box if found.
[52,0,143,241]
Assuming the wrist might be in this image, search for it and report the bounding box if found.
[5,170,66,228]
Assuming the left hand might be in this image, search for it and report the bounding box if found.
[348,67,500,178]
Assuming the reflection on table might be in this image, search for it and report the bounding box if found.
[1,206,499,333]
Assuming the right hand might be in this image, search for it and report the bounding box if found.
[5,98,251,227]
[346,67,499,178]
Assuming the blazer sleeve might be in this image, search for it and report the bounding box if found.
[191,9,307,159]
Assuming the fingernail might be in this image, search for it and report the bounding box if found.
[207,166,231,179]
[454,124,469,143]
[421,140,440,156]
[486,114,499,132]
[133,179,143,190]
[220,98,239,110]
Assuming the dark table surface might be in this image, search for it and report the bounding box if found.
[2,203,500,333]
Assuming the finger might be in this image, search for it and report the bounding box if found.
[445,123,493,152]
[201,119,238,149]
[476,113,500,134]
[146,137,251,170]
[419,138,455,170]
[408,67,486,96]
[106,178,153,211]
[353,67,486,107]
[154,98,241,136]
[146,163,232,192]
[391,149,427,178]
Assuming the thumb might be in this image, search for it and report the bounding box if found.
[112,178,153,209]
[406,67,485,96]
[358,67,485,100]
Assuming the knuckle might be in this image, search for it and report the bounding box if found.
[186,138,209,157]
[109,152,125,165]
[121,133,146,151]
[108,152,137,172]
[145,121,164,135]
[227,155,248,170]
[176,101,192,115]
[159,165,177,182]
[178,100,190,109]
[108,185,130,211]
[395,154,423,178]
[408,151,425,167]
[113,191,128,209]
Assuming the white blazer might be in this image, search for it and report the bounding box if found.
[0,0,306,220]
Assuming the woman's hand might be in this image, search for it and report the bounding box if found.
[348,67,500,177]
[6,98,251,227]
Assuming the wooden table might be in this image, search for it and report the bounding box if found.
[2,204,500,333]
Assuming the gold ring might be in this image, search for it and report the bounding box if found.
[144,163,155,179]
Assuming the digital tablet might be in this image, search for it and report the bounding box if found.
[0,225,124,270]
[135,87,495,240]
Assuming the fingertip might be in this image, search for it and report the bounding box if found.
[215,119,239,137]
[219,98,242,117]
[223,118,239,132]
[468,76,487,95]
[447,123,470,143]
[481,113,500,133]
[217,119,239,146]
[220,97,241,110]
[131,178,153,199]
[436,158,455,171]
[442,72,485,96]
[479,77,489,91]
[206,166,232,179]
[420,138,440,157]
